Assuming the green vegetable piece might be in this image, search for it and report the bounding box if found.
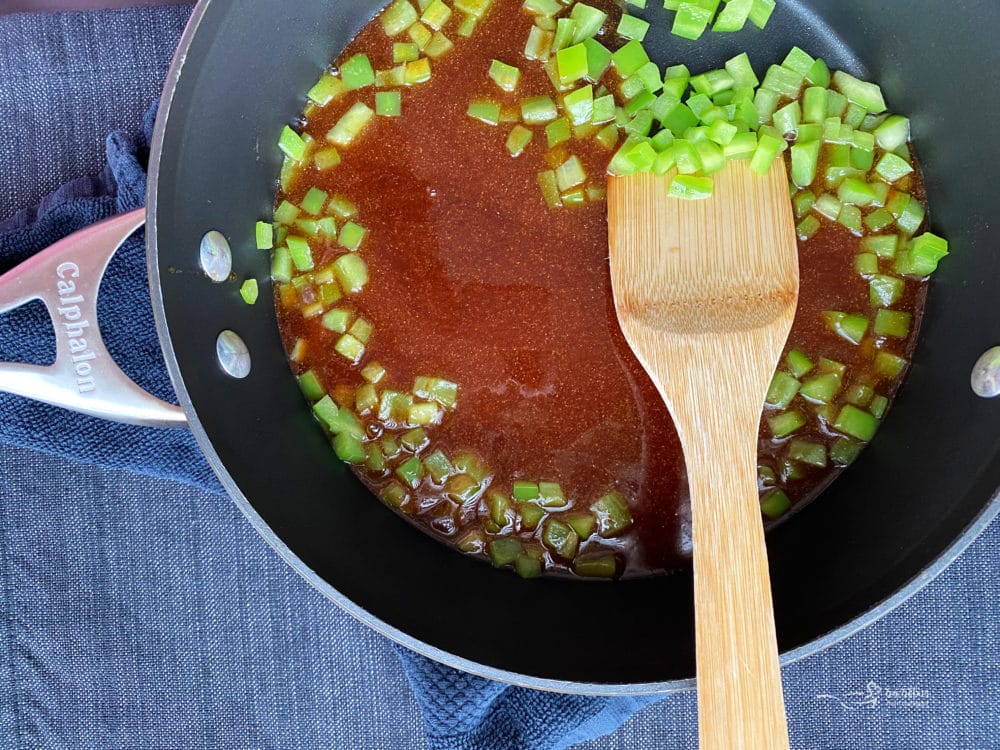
[488,59,521,92]
[518,502,545,531]
[805,57,830,87]
[556,155,587,192]
[829,437,862,466]
[845,382,874,408]
[748,0,775,28]
[255,221,273,251]
[874,114,910,151]
[761,64,803,98]
[239,279,258,305]
[896,198,925,235]
[380,482,408,508]
[542,518,579,559]
[837,204,864,235]
[278,126,307,161]
[381,0,419,35]
[537,170,561,208]
[403,57,432,84]
[786,349,814,378]
[512,480,539,501]
[766,371,801,409]
[521,95,558,124]
[760,489,790,519]
[799,372,841,404]
[875,152,914,183]
[326,102,375,147]
[423,450,454,483]
[514,551,543,579]
[869,274,904,308]
[790,139,820,188]
[395,455,424,488]
[862,235,898,259]
[355,382,378,414]
[333,432,366,464]
[307,72,346,106]
[834,404,879,441]
[393,42,420,63]
[832,70,887,114]
[907,232,949,276]
[822,311,869,345]
[591,491,633,537]
[506,124,534,157]
[341,54,375,90]
[286,235,313,272]
[672,2,712,40]
[334,333,365,364]
[321,308,351,333]
[569,3,607,43]
[581,38,612,82]
[524,25,552,62]
[874,309,911,338]
[556,43,588,85]
[299,187,327,216]
[487,491,514,528]
[375,91,402,117]
[669,174,713,200]
[813,194,842,221]
[407,401,440,425]
[364,442,385,472]
[413,376,459,408]
[749,132,784,176]
[467,98,501,125]
[488,538,522,568]
[334,253,368,294]
[545,117,571,148]
[769,410,806,438]
[274,200,299,226]
[567,513,596,539]
[838,177,876,206]
[713,0,752,32]
[611,40,649,77]
[788,439,827,468]
[297,371,325,402]
[456,528,485,554]
[563,85,594,126]
[538,481,567,508]
[420,0,451,29]
[870,394,889,419]
[444,473,480,502]
[853,252,877,276]
[270,247,292,283]
[617,14,650,40]
[864,208,895,232]
[875,352,907,379]
[574,553,617,578]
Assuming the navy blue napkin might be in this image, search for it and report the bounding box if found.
[0,98,662,750]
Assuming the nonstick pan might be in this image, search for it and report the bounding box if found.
[6,0,999,693]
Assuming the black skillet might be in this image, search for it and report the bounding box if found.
[135,0,1000,692]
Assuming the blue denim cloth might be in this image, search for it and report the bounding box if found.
[0,5,997,750]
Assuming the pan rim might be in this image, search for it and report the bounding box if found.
[144,0,1000,696]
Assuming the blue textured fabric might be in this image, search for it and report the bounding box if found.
[0,6,997,750]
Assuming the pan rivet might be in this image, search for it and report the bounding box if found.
[971,346,1000,398]
[200,230,232,282]
[216,330,251,379]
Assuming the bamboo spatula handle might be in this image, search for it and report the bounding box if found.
[669,352,790,750]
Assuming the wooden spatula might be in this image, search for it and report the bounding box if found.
[608,159,799,750]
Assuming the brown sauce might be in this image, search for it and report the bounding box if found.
[274,0,930,578]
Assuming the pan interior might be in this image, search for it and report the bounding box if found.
[149,0,1000,691]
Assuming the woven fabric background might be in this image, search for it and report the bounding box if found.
[0,5,996,749]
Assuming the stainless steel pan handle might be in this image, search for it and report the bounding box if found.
[0,209,186,427]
